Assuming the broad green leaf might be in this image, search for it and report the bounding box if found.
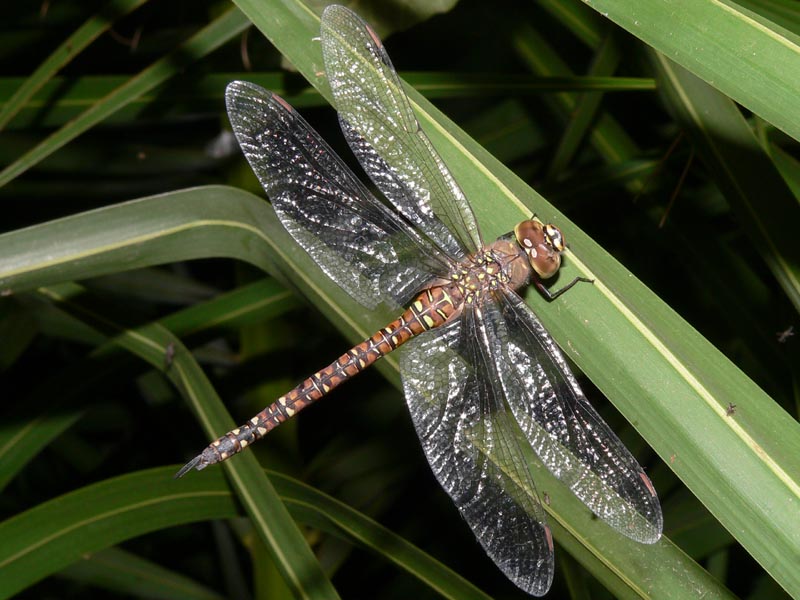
[580,0,800,142]
[0,466,489,600]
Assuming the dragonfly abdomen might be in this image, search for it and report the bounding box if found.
[176,285,458,477]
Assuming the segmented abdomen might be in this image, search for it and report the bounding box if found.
[178,285,458,475]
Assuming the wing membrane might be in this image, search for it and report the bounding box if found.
[321,5,482,260]
[400,308,554,596]
[229,7,661,595]
[225,81,451,309]
[490,288,663,543]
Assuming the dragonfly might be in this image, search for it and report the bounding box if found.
[178,5,662,595]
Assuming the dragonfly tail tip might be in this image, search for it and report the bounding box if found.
[174,455,203,479]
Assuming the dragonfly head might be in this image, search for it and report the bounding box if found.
[514,218,565,279]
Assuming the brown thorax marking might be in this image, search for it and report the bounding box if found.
[440,217,568,310]
[448,238,531,305]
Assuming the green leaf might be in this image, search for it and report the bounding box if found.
[57,547,226,600]
[651,54,800,313]
[0,0,796,596]
[0,278,295,492]
[33,285,339,599]
[0,71,652,130]
[227,2,800,596]
[512,21,646,194]
[0,178,724,596]
[0,0,148,131]
[545,31,622,181]
[0,7,251,187]
[579,0,800,142]
[0,467,489,600]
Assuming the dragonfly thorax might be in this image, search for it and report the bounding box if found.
[448,239,532,305]
[514,218,565,280]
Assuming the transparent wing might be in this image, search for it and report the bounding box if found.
[321,5,482,260]
[489,288,663,543]
[400,307,554,596]
[226,81,453,309]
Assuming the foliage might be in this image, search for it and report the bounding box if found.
[0,0,797,598]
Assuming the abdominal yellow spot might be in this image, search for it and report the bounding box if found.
[240,439,249,448]
[422,315,435,328]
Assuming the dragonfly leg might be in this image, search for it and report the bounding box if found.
[535,276,593,301]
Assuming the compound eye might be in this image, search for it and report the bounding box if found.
[544,224,565,252]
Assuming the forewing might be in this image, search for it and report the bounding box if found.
[321,5,482,260]
[490,288,663,543]
[226,81,451,309]
[400,308,554,596]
